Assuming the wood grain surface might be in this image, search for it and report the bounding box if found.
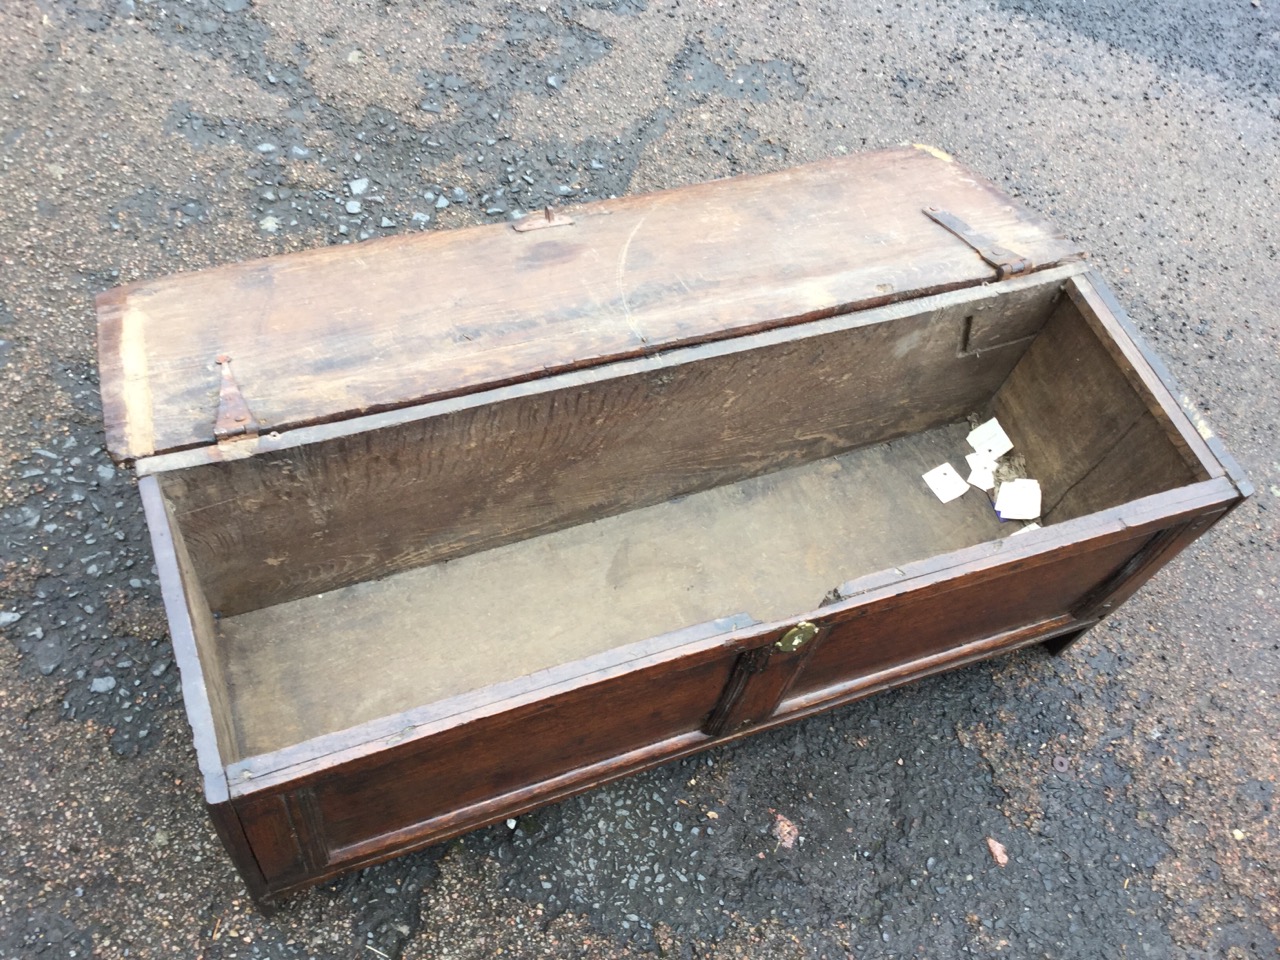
[992,295,1205,520]
[98,148,1082,461]
[161,274,1067,616]
[215,423,1013,758]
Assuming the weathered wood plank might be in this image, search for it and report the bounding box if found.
[137,476,234,801]
[98,148,1083,461]
[1049,412,1199,522]
[1065,274,1223,479]
[993,297,1156,514]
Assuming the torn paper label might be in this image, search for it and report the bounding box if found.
[995,478,1042,520]
[965,450,998,473]
[923,463,969,503]
[965,451,998,491]
[968,464,996,491]
[967,418,1014,459]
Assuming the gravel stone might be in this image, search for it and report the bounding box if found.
[34,640,62,676]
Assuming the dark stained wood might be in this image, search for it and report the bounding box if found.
[307,641,740,855]
[207,800,271,904]
[297,625,1090,902]
[702,645,774,737]
[225,614,756,788]
[98,148,1084,462]
[1047,518,1220,658]
[238,616,1080,901]
[245,614,1084,902]
[248,726,713,902]
[781,616,1078,716]
[159,274,1069,616]
[283,790,330,876]
[250,612,1111,902]
[233,794,310,886]
[791,532,1146,697]
[1072,512,1226,621]
[702,630,820,736]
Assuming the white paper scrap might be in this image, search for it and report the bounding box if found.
[965,450,998,473]
[967,417,1014,459]
[994,478,1042,520]
[1010,522,1042,536]
[968,464,996,492]
[923,463,969,503]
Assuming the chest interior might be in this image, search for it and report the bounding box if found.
[145,265,1206,761]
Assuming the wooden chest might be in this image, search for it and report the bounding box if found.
[97,147,1250,905]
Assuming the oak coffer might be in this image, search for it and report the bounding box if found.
[96,147,1250,905]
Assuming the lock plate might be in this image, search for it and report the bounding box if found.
[775,620,818,653]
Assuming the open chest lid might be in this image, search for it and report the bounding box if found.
[97,146,1084,463]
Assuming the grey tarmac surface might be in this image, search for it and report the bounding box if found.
[0,0,1276,957]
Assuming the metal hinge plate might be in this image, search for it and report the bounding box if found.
[923,206,1033,280]
[214,355,259,443]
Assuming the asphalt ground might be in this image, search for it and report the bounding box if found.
[0,0,1276,957]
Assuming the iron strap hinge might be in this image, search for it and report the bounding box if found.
[512,205,575,233]
[923,206,1034,280]
[213,355,259,444]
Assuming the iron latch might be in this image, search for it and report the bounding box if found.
[775,621,819,653]
[923,206,1033,280]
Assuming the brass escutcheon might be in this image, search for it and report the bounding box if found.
[775,620,818,653]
